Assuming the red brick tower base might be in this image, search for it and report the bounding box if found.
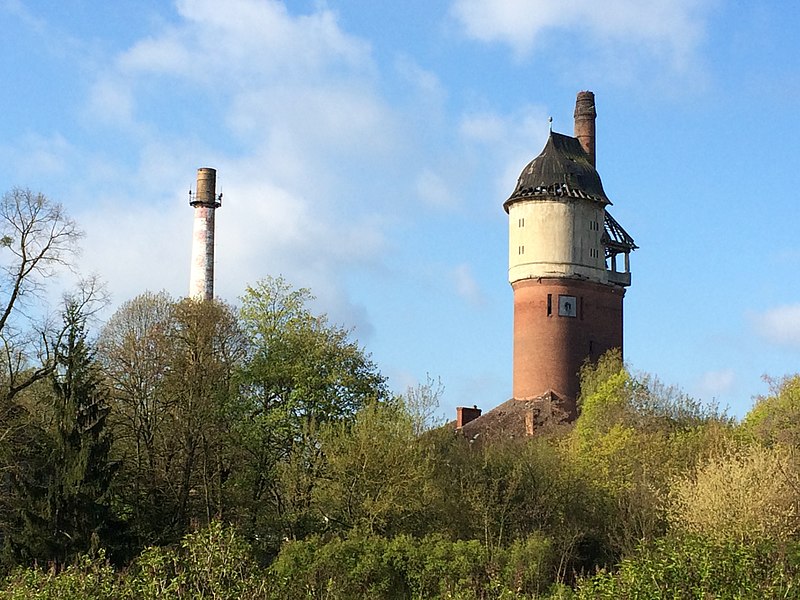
[512,278,625,416]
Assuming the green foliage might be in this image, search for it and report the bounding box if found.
[402,374,445,436]
[570,350,733,558]
[312,401,432,536]
[6,303,120,566]
[238,276,388,426]
[125,520,268,599]
[742,374,800,446]
[423,430,603,581]
[271,532,556,600]
[0,523,268,599]
[668,443,800,543]
[574,536,800,599]
[0,551,120,600]
[163,299,246,527]
[99,294,245,549]
[493,534,556,598]
[98,291,176,544]
[233,276,389,547]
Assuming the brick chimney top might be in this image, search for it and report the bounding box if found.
[456,405,482,429]
[574,91,596,167]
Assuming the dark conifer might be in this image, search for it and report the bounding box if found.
[7,302,120,567]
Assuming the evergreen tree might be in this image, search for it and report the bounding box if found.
[7,302,120,566]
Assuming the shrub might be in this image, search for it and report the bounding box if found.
[124,520,268,599]
[0,552,120,600]
[668,444,800,543]
[573,536,800,599]
[270,532,558,599]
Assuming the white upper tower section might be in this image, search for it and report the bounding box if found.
[508,193,606,283]
[503,91,637,286]
[504,92,636,288]
[505,131,610,285]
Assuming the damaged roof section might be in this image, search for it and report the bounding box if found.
[603,211,637,258]
[455,392,572,444]
[504,132,610,211]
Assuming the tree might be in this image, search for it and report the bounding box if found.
[569,350,732,558]
[233,276,389,545]
[741,374,800,447]
[668,443,800,543]
[402,374,445,437]
[97,291,175,545]
[0,191,98,558]
[0,188,83,403]
[164,298,246,530]
[312,402,432,536]
[99,294,245,546]
[6,301,119,566]
[238,276,388,427]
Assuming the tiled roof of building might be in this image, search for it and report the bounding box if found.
[504,132,610,211]
[455,391,572,444]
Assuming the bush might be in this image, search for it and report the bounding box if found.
[270,532,557,599]
[0,552,120,600]
[573,536,800,599]
[270,534,402,600]
[124,520,268,599]
[668,444,800,543]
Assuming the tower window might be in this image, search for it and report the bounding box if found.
[558,295,577,317]
[518,246,525,255]
[547,294,552,316]
[519,218,525,227]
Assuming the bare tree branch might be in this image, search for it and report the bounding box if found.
[0,188,84,402]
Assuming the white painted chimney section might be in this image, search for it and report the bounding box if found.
[188,167,221,301]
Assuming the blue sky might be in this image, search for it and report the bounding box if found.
[2,0,799,419]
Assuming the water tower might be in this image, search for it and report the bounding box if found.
[504,91,637,416]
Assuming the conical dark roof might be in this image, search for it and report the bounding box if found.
[504,132,610,212]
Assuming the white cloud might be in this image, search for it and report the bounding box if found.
[752,304,800,349]
[695,368,736,399]
[86,80,136,127]
[74,0,400,334]
[2,133,74,180]
[1,0,47,36]
[452,263,486,306]
[395,57,446,107]
[459,105,549,202]
[451,0,712,70]
[459,113,509,144]
[416,170,458,210]
[119,0,370,82]
[77,200,189,305]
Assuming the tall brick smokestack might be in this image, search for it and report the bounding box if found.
[188,167,221,301]
[574,91,596,167]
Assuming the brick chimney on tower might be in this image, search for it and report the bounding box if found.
[573,91,596,167]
